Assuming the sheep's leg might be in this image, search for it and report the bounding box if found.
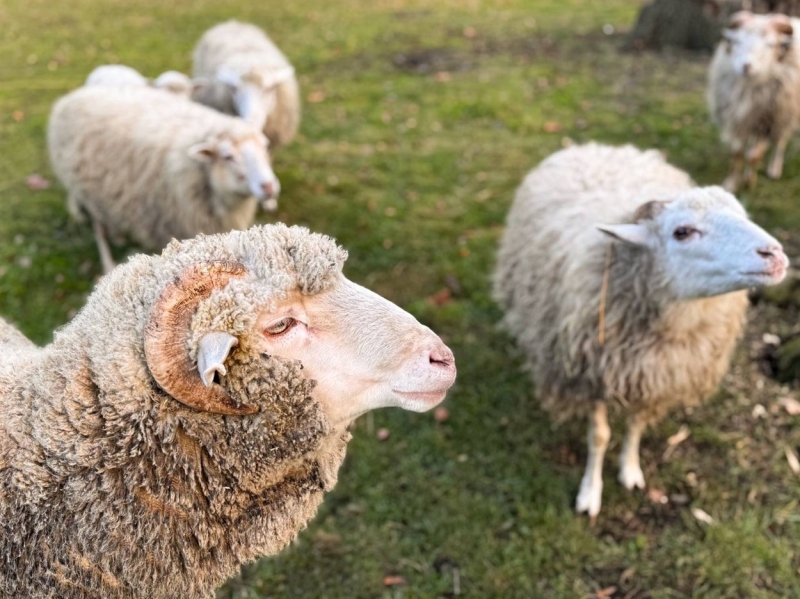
[92,219,116,275]
[723,151,744,192]
[575,402,610,522]
[618,415,647,491]
[767,133,791,180]
[744,140,769,188]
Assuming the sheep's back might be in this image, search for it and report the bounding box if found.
[192,20,291,78]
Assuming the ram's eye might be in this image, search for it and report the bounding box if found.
[673,226,694,241]
[264,317,296,335]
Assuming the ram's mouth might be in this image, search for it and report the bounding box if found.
[393,389,450,404]
[742,265,787,283]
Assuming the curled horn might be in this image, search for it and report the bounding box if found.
[144,260,258,416]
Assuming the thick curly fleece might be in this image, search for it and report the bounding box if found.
[0,224,351,599]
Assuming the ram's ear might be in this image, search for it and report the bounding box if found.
[197,332,239,387]
[596,223,651,247]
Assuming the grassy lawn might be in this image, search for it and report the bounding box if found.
[2,0,800,597]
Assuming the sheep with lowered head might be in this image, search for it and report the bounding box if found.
[494,143,787,519]
[86,64,195,96]
[49,85,281,274]
[192,20,300,148]
[0,223,456,598]
[708,11,800,191]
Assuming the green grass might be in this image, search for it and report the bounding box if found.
[2,1,800,597]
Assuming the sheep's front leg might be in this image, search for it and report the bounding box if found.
[723,150,744,192]
[92,219,116,275]
[744,139,769,188]
[576,402,610,522]
[618,415,646,490]
[767,132,792,180]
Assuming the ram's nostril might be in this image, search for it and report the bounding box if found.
[757,245,781,259]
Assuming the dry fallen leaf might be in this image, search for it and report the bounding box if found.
[543,121,563,133]
[785,446,800,474]
[780,396,800,416]
[435,71,451,82]
[663,424,691,459]
[434,406,450,422]
[12,110,24,122]
[427,288,452,307]
[307,90,326,103]
[595,586,618,598]
[376,428,390,441]
[647,488,668,504]
[382,575,406,587]
[691,507,715,525]
[26,173,50,191]
[462,26,477,38]
[752,404,767,419]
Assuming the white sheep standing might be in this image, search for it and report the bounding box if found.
[0,223,457,598]
[48,85,281,274]
[494,143,788,519]
[85,64,195,96]
[708,11,800,191]
[192,20,300,148]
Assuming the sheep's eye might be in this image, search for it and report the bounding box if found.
[673,226,695,241]
[264,317,296,336]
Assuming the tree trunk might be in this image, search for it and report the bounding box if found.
[624,0,800,52]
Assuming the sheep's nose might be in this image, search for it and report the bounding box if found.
[261,181,276,198]
[757,244,783,260]
[426,343,456,377]
[742,63,751,75]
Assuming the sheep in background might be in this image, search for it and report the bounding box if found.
[708,11,800,191]
[86,64,195,96]
[48,85,281,273]
[494,143,788,519]
[192,20,300,148]
[0,224,456,599]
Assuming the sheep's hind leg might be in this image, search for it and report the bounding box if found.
[92,219,116,275]
[618,415,646,491]
[767,133,791,180]
[576,402,610,522]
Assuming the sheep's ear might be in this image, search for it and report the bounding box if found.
[188,141,217,163]
[727,11,752,30]
[597,223,651,247]
[264,66,295,88]
[197,332,239,387]
[772,16,794,37]
[191,77,209,93]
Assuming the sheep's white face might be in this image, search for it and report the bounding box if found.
[216,65,295,131]
[250,275,456,427]
[598,187,788,300]
[720,12,794,78]
[188,134,280,211]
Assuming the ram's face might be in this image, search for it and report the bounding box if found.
[251,275,457,427]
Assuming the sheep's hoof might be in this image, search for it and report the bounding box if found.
[575,477,602,519]
[618,464,646,491]
[766,165,783,180]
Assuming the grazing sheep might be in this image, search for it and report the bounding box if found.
[708,11,800,191]
[86,64,195,96]
[494,143,788,519]
[85,64,150,87]
[0,224,456,599]
[48,85,281,273]
[192,20,300,148]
